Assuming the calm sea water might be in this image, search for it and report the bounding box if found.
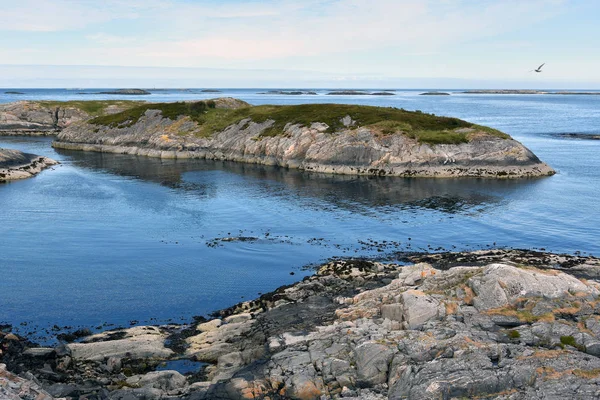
[1,89,599,341]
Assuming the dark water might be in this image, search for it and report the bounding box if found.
[1,89,599,342]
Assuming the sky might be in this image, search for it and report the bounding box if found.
[1,0,599,88]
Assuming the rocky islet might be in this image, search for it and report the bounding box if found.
[0,148,57,181]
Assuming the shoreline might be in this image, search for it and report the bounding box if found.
[3,249,600,399]
[52,140,555,179]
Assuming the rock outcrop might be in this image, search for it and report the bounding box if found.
[0,148,58,181]
[3,250,600,399]
[52,99,554,178]
[0,101,140,135]
[0,101,89,135]
[0,364,55,400]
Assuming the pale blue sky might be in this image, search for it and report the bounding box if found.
[1,0,599,88]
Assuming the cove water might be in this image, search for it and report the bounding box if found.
[1,89,599,342]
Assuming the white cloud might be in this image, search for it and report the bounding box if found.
[1,0,586,82]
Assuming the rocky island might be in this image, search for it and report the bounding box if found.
[3,249,600,399]
[0,148,57,181]
[99,89,151,95]
[48,98,554,178]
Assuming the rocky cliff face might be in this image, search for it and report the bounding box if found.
[2,250,600,399]
[0,148,57,181]
[53,100,554,178]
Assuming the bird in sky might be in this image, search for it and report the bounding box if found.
[531,63,545,73]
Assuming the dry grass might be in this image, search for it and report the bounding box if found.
[463,286,475,305]
[573,368,600,379]
[518,349,569,360]
[445,301,459,315]
[485,305,555,323]
[536,366,565,380]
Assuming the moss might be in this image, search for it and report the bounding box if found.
[507,330,521,339]
[37,100,144,116]
[88,102,512,145]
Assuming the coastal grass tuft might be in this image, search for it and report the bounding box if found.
[37,100,144,116]
[89,101,512,145]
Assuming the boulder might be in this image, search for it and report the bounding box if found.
[469,263,596,310]
[354,342,394,387]
[126,370,187,392]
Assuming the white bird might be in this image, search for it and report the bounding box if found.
[530,63,545,73]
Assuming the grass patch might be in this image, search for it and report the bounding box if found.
[88,102,512,145]
[37,100,144,116]
[406,130,468,145]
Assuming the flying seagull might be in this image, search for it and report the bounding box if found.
[531,63,545,73]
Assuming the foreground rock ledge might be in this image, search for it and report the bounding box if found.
[50,99,554,178]
[3,250,600,399]
[0,148,58,181]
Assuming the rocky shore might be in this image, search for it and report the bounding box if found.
[0,148,57,181]
[51,98,554,178]
[3,249,600,399]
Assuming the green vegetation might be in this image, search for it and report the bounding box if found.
[37,100,144,116]
[508,330,521,339]
[558,335,586,351]
[89,101,511,145]
[89,101,216,128]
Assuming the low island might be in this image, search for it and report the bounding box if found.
[0,148,57,181]
[48,98,554,178]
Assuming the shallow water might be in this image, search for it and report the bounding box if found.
[1,89,599,342]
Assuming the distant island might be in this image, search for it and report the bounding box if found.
[4,91,24,95]
[259,90,318,95]
[464,90,600,95]
[464,90,547,94]
[420,91,450,95]
[559,133,600,140]
[327,90,395,96]
[99,89,151,95]
[200,89,222,93]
